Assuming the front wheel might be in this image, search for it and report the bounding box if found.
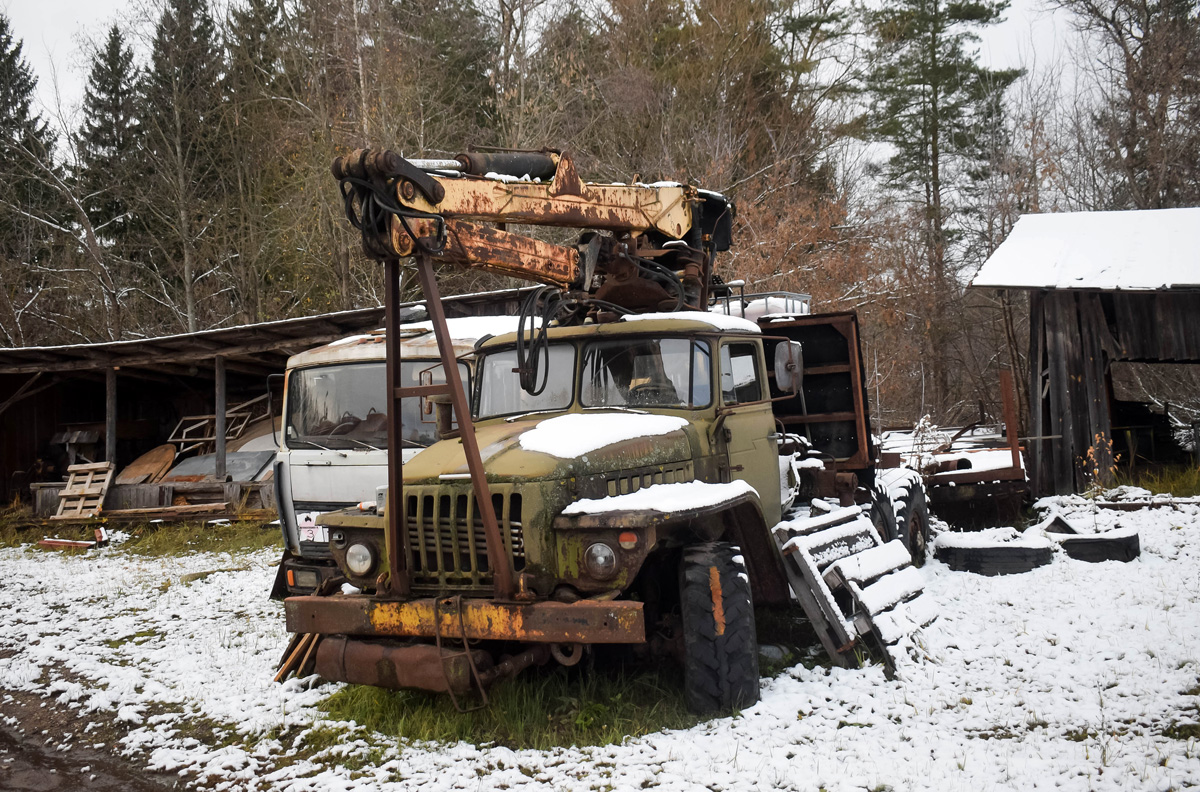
[679,542,760,715]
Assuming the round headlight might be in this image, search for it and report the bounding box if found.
[584,542,617,580]
[345,543,375,577]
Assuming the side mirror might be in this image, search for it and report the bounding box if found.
[266,373,285,447]
[774,341,803,394]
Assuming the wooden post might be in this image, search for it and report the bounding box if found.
[1000,368,1021,473]
[105,367,117,464]
[1027,291,1045,496]
[215,356,227,481]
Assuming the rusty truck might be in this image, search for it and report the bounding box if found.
[278,149,932,715]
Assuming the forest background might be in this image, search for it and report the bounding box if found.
[1,0,1198,428]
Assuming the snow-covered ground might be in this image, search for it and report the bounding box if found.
[4,494,1200,791]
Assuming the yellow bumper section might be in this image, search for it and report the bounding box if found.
[285,594,646,644]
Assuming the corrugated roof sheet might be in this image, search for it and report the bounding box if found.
[970,207,1200,291]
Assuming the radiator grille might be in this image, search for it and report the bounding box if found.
[404,484,524,592]
[605,461,694,497]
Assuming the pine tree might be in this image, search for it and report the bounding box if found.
[863,0,1020,417]
[0,12,56,261]
[0,12,61,346]
[78,24,140,247]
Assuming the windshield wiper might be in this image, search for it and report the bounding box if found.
[582,405,649,415]
[340,436,384,452]
[503,408,570,423]
[292,438,347,457]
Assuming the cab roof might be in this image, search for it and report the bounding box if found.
[287,315,530,369]
[478,311,761,351]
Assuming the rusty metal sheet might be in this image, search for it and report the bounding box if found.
[391,218,579,287]
[394,178,697,239]
[286,595,646,644]
[314,636,488,693]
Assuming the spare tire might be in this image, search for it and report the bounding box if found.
[1058,532,1140,563]
[934,544,1054,575]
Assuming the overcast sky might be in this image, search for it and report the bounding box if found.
[6,0,1072,137]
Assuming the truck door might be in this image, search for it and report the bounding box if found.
[717,340,781,526]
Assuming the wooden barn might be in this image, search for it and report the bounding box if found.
[972,207,1200,496]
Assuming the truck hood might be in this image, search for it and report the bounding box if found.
[403,411,696,483]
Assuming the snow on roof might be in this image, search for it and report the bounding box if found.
[970,207,1200,291]
[287,316,530,368]
[401,315,532,340]
[620,311,761,333]
[518,413,688,458]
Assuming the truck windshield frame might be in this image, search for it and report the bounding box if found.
[286,360,468,450]
[475,345,577,420]
[581,337,712,409]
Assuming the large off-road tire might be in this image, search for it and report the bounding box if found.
[867,483,899,543]
[679,542,760,716]
[895,480,931,568]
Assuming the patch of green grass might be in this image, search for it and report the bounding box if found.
[1164,722,1200,740]
[1116,464,1200,497]
[123,520,281,557]
[103,629,161,650]
[0,503,38,547]
[319,661,701,751]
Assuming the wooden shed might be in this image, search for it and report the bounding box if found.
[971,208,1200,496]
[0,288,533,509]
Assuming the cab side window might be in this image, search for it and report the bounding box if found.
[720,343,762,404]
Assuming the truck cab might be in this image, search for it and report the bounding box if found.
[272,317,524,597]
[320,313,786,598]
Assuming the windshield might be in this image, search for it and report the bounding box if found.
[476,345,576,419]
[286,360,468,449]
[582,338,712,408]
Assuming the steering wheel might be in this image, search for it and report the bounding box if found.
[327,411,361,435]
[627,382,678,405]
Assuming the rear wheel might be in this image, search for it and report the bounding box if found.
[867,483,899,542]
[896,482,931,567]
[679,542,760,715]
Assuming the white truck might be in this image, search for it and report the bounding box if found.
[271,316,525,597]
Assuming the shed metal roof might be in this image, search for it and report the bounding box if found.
[970,207,1200,291]
[0,308,387,376]
[0,287,536,377]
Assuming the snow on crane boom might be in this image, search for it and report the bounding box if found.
[331,148,734,315]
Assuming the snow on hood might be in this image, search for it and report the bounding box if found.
[562,479,757,515]
[517,413,689,458]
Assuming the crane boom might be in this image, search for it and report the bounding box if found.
[332,148,733,313]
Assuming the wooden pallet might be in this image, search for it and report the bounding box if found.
[51,462,115,520]
[774,504,932,671]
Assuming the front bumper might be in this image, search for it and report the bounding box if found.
[284,594,646,644]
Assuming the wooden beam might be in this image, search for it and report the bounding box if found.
[215,355,227,481]
[105,368,117,464]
